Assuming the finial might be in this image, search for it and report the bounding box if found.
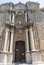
[29,0,30,1]
[19,2,21,4]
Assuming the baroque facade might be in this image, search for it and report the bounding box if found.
[0,1,44,65]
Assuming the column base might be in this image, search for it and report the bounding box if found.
[26,51,32,64]
[31,49,39,52]
[32,61,43,65]
[31,50,41,64]
[31,49,36,51]
[9,54,13,63]
[3,51,8,53]
[4,54,7,65]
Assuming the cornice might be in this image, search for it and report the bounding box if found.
[0,1,43,13]
[0,1,40,8]
[0,2,14,7]
[0,1,40,9]
[26,1,40,5]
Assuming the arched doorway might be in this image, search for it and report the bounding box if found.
[15,41,25,62]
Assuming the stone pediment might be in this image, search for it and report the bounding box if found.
[0,2,14,11]
[13,2,26,11]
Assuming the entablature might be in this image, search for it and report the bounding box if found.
[13,2,26,11]
[5,19,33,30]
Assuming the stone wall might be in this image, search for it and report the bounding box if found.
[0,12,11,24]
[26,1,39,9]
[0,1,44,64]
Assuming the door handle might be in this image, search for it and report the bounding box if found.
[22,53,24,55]
[16,49,18,51]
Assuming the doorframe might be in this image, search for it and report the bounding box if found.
[15,40,26,62]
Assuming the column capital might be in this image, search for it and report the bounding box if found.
[5,28,10,32]
[11,28,14,33]
[29,26,32,29]
[25,28,28,32]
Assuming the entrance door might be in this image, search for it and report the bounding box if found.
[15,41,25,62]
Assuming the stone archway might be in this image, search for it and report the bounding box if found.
[15,40,25,62]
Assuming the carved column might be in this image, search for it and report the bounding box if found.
[10,28,14,63]
[12,13,14,23]
[25,12,27,22]
[4,28,9,52]
[29,26,41,64]
[25,29,29,51]
[3,28,9,64]
[25,29,31,63]
[10,28,14,52]
[9,12,11,22]
[29,27,35,51]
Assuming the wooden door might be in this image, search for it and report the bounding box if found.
[15,41,25,62]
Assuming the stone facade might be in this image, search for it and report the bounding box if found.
[0,1,44,65]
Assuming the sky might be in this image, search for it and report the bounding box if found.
[0,0,44,8]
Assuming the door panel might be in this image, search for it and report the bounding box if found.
[15,41,25,62]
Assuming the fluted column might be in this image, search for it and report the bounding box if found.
[3,28,9,64]
[12,13,15,23]
[9,12,11,22]
[25,12,27,22]
[25,29,29,52]
[25,29,31,63]
[4,28,9,52]
[10,28,14,52]
[10,28,14,63]
[29,27,35,51]
[29,27,40,64]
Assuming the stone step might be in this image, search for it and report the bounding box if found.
[0,63,32,65]
[13,63,32,65]
[10,63,32,65]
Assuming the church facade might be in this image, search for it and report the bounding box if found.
[0,1,44,65]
